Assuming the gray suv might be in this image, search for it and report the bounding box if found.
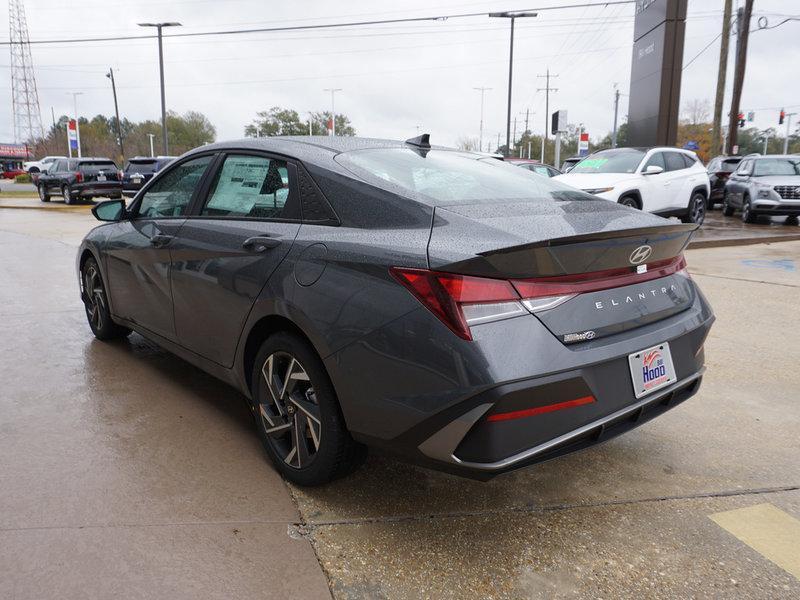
[723,155,800,223]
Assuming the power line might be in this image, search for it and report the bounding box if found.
[0,1,636,46]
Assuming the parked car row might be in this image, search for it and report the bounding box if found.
[34,156,174,204]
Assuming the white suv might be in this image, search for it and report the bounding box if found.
[554,147,710,224]
[23,155,66,174]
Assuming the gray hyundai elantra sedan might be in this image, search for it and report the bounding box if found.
[77,135,714,485]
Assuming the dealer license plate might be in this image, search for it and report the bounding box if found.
[628,342,676,399]
[132,177,142,184]
[97,174,106,182]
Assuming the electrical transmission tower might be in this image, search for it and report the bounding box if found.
[9,0,44,144]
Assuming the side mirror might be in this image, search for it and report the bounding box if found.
[644,165,664,175]
[92,199,126,222]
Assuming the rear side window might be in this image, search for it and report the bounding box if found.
[681,154,697,168]
[137,155,213,218]
[664,152,687,172]
[126,161,157,173]
[201,154,298,219]
[643,152,666,171]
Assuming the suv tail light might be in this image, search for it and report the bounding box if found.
[75,171,83,183]
[390,256,687,341]
[118,170,124,181]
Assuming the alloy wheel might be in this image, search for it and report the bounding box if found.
[259,352,322,469]
[690,194,706,224]
[83,263,106,331]
[62,186,72,204]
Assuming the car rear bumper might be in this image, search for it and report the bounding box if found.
[74,183,122,198]
[328,282,714,479]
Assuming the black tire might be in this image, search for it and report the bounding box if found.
[81,257,131,340]
[251,332,365,486]
[38,183,50,202]
[785,215,799,226]
[681,191,706,225]
[62,185,74,205]
[722,191,735,216]
[28,167,40,174]
[741,195,757,224]
[618,196,639,209]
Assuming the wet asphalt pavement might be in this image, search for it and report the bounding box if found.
[0,207,798,599]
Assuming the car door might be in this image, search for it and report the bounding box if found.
[103,154,216,340]
[727,160,747,206]
[169,152,302,367]
[639,151,671,211]
[44,160,67,190]
[661,152,695,211]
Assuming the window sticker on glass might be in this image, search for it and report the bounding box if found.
[203,155,291,218]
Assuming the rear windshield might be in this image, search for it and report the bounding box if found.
[569,149,645,174]
[720,159,741,172]
[79,161,117,173]
[335,148,587,205]
[126,160,158,173]
[752,158,800,176]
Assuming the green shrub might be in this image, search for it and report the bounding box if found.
[14,174,32,184]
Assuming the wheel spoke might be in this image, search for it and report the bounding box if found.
[294,413,311,467]
[289,395,321,425]
[261,355,282,415]
[279,358,297,400]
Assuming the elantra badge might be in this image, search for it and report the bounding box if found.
[629,245,653,265]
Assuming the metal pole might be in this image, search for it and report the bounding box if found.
[612,87,620,148]
[727,0,754,155]
[784,114,795,154]
[527,141,531,159]
[156,26,168,154]
[763,132,769,155]
[712,0,733,157]
[473,87,490,152]
[72,92,82,158]
[512,117,517,155]
[554,131,561,168]
[331,89,335,136]
[107,68,124,160]
[147,133,155,157]
[504,16,515,157]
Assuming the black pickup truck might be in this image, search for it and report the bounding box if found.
[37,157,122,204]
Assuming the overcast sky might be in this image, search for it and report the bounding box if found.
[2,0,798,150]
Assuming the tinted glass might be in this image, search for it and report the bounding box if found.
[137,155,213,218]
[752,158,800,176]
[644,152,666,170]
[569,149,645,174]
[54,160,67,171]
[126,160,158,174]
[79,161,117,174]
[707,159,719,172]
[682,154,697,167]
[337,148,588,205]
[720,159,741,171]
[664,152,687,172]
[736,160,752,174]
[68,160,79,170]
[202,155,293,219]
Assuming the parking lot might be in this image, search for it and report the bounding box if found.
[1,204,798,599]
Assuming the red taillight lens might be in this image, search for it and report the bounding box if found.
[118,170,124,180]
[75,171,83,183]
[389,268,519,340]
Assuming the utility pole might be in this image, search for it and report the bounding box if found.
[519,108,530,134]
[762,130,770,155]
[512,117,517,154]
[473,87,491,152]
[783,113,796,154]
[612,85,621,148]
[323,88,342,135]
[490,11,538,156]
[496,132,501,153]
[138,22,181,155]
[147,133,155,157]
[537,68,558,163]
[726,0,753,155]
[106,68,124,161]
[712,0,732,157]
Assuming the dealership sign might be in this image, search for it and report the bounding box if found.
[578,132,590,156]
[68,119,78,150]
[0,143,29,158]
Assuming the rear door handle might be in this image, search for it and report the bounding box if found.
[242,236,281,252]
[149,234,174,248]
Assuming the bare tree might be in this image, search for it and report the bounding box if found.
[456,136,480,151]
[682,99,712,125]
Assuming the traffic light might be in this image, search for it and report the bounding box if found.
[738,113,745,128]
[779,109,785,125]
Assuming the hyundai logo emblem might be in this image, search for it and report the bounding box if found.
[629,245,653,265]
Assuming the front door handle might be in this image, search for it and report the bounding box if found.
[242,236,281,252]
[149,234,174,248]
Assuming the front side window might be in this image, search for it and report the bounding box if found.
[201,154,295,219]
[137,155,213,218]
[736,160,752,175]
[569,149,645,174]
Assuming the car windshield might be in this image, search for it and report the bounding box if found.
[752,158,800,176]
[80,161,116,173]
[126,161,158,173]
[335,148,588,205]
[569,149,646,174]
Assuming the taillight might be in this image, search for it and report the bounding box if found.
[390,255,688,341]
[75,171,83,183]
[118,170,124,180]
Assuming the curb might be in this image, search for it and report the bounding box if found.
[688,233,800,249]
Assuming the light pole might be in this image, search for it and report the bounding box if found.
[323,88,342,135]
[489,11,537,157]
[473,87,491,152]
[106,68,124,160]
[147,133,155,157]
[67,92,83,158]
[783,113,796,154]
[138,22,181,154]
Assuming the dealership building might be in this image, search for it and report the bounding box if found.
[0,143,30,175]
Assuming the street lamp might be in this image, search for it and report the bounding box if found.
[473,87,492,153]
[138,22,181,154]
[323,88,342,136]
[489,11,537,157]
[106,68,124,160]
